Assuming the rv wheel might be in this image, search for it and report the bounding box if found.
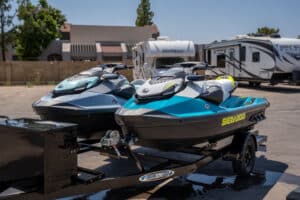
[249,82,261,87]
[232,136,256,176]
[248,82,255,87]
[254,82,261,87]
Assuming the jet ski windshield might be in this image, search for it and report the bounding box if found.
[53,67,105,95]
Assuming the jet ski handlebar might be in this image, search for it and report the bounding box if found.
[186,74,205,81]
[102,73,119,80]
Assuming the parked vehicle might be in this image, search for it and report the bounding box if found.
[132,37,195,79]
[100,63,127,73]
[115,68,269,150]
[32,66,137,138]
[205,35,300,85]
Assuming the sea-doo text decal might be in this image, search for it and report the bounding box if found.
[222,113,246,126]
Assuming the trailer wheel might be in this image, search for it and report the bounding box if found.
[232,136,256,176]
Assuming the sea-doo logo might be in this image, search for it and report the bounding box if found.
[222,113,246,126]
[142,88,149,93]
[139,170,175,182]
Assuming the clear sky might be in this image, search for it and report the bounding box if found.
[29,0,300,43]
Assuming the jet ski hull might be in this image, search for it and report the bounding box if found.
[115,96,269,150]
[34,106,119,138]
[32,66,137,139]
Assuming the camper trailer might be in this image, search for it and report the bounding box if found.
[132,38,195,79]
[205,35,300,85]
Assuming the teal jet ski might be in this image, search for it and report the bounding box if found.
[115,68,269,150]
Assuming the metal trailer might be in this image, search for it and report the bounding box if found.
[0,117,267,200]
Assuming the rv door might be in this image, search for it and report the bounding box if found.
[227,46,241,78]
[227,48,236,77]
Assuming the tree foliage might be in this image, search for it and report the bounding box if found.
[135,0,154,26]
[0,0,18,61]
[256,26,280,35]
[248,26,280,36]
[298,35,300,39]
[16,0,66,60]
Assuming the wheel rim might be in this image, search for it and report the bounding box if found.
[244,144,254,172]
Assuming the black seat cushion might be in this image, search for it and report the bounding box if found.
[200,85,224,104]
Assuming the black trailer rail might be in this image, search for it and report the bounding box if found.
[0,117,267,200]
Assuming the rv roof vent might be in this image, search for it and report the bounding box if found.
[270,33,281,38]
[157,36,169,41]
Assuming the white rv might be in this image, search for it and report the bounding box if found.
[205,35,300,85]
[132,38,195,79]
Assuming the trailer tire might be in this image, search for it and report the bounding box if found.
[232,136,256,176]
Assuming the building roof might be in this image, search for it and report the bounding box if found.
[67,24,159,44]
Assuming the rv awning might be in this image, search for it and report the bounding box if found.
[145,40,195,57]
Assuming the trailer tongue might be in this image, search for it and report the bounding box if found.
[0,117,267,200]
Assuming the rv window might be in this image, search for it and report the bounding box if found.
[229,51,234,61]
[155,57,185,67]
[240,46,246,61]
[252,52,260,62]
[207,50,211,64]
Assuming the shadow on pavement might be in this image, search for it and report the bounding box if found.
[238,83,300,94]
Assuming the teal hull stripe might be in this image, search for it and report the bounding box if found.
[123,95,268,118]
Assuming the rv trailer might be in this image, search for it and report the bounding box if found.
[205,35,300,85]
[132,37,195,79]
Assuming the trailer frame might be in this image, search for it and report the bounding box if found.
[0,118,267,200]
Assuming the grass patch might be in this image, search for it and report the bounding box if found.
[26,81,33,88]
[4,81,11,86]
[47,81,57,85]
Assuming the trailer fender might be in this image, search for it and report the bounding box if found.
[230,132,258,154]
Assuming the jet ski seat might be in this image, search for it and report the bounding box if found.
[199,78,237,104]
[114,84,136,99]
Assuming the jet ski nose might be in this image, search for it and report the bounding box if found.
[114,114,124,125]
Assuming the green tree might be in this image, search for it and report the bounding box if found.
[257,26,280,35]
[135,0,154,26]
[248,26,280,36]
[298,35,300,39]
[0,0,18,61]
[16,0,66,60]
